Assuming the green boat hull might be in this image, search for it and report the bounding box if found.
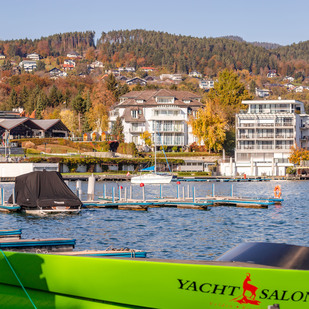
[0,251,308,308]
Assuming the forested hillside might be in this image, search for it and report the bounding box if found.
[0,31,95,57]
[96,29,309,76]
[0,29,309,76]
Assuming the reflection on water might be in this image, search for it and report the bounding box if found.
[0,180,307,260]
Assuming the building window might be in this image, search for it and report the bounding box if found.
[163,121,172,131]
[131,110,138,118]
[132,136,138,145]
[156,97,174,104]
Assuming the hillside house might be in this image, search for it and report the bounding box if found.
[126,77,147,86]
[199,80,214,90]
[63,60,76,71]
[19,60,37,72]
[109,89,203,148]
[26,53,41,61]
[255,88,270,98]
[267,70,277,78]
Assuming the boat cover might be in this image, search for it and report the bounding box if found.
[141,166,155,172]
[8,171,82,208]
[216,242,309,270]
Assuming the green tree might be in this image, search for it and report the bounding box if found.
[25,85,40,113]
[1,59,12,71]
[249,80,257,94]
[36,60,46,71]
[8,89,18,110]
[48,85,62,107]
[85,90,92,112]
[111,116,124,142]
[208,69,252,125]
[105,74,118,96]
[19,86,29,108]
[72,94,87,133]
[36,91,48,119]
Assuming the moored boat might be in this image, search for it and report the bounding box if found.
[0,242,307,308]
[131,172,173,184]
[8,171,82,214]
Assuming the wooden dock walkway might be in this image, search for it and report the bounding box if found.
[82,194,280,210]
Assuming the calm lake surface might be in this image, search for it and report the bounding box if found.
[0,180,307,260]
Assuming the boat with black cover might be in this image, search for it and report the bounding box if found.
[8,171,82,214]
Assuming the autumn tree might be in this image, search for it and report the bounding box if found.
[189,99,227,152]
[60,109,77,133]
[289,146,309,165]
[140,131,152,147]
[87,82,115,133]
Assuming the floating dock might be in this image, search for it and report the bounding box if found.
[0,230,147,257]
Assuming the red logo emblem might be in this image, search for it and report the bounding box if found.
[231,273,261,305]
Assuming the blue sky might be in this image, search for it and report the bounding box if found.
[1,0,308,46]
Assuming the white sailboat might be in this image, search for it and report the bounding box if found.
[131,130,172,184]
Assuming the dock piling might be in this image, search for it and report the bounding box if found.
[142,186,145,202]
[159,185,162,199]
[103,184,106,199]
[12,189,15,205]
[87,174,95,201]
[192,186,195,203]
[76,180,82,196]
[230,184,233,197]
[212,183,215,197]
[187,185,190,199]
[130,186,132,200]
[112,187,115,203]
[124,188,127,201]
[1,188,3,205]
[183,187,185,200]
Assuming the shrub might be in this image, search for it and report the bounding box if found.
[286,166,296,175]
[178,171,211,176]
[25,148,41,154]
[117,143,137,156]
[189,142,208,152]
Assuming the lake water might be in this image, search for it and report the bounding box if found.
[0,180,307,260]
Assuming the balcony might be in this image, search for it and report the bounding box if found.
[129,128,144,133]
[275,122,293,127]
[256,145,274,150]
[256,135,274,139]
[238,134,255,139]
[275,135,294,139]
[257,123,274,127]
[275,145,292,149]
[238,123,255,128]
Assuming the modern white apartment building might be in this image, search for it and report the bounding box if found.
[109,89,203,149]
[221,99,309,176]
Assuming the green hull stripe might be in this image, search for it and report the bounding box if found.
[0,252,308,308]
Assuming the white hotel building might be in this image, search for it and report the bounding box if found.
[109,89,203,148]
[221,99,309,177]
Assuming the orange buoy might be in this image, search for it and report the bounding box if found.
[274,185,281,198]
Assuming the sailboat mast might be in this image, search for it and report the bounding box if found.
[154,122,156,173]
